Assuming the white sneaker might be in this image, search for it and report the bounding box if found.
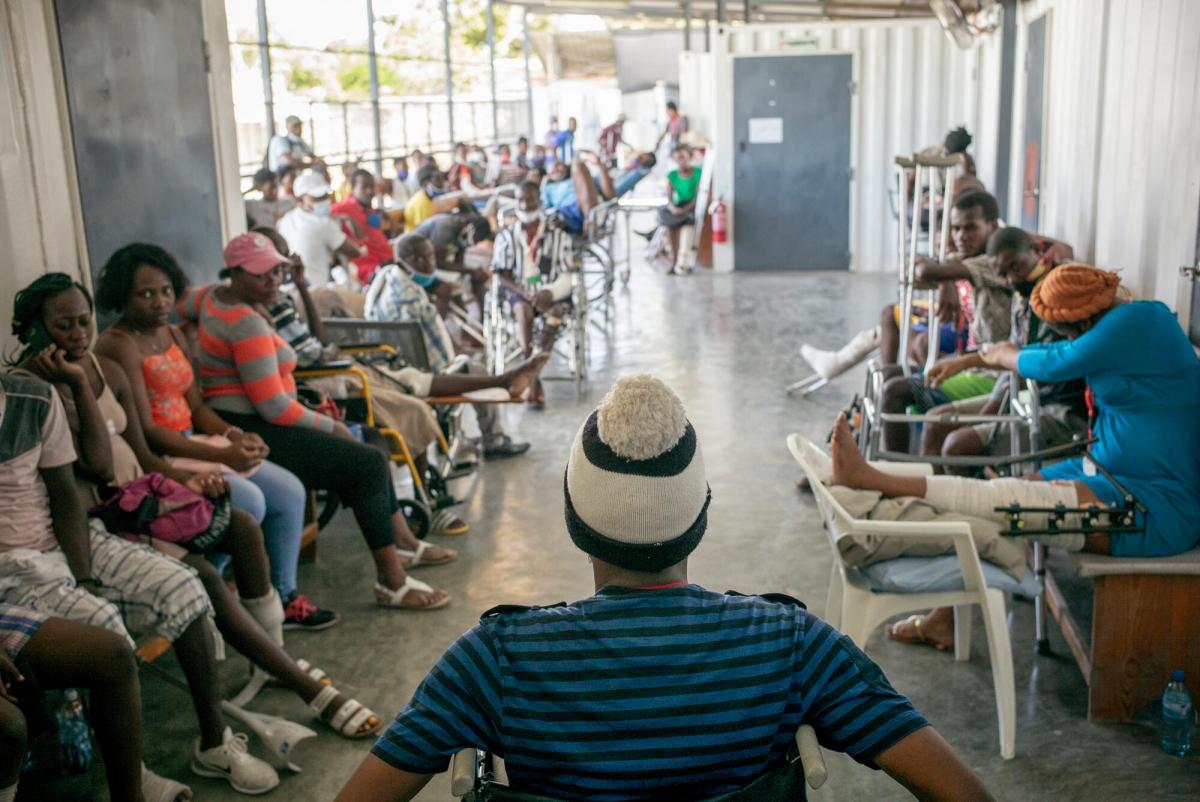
[192,727,280,795]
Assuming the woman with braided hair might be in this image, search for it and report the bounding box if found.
[828,264,1200,650]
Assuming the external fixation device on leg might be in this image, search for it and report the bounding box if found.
[994,456,1146,538]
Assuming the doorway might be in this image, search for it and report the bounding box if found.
[732,54,852,270]
[55,0,225,293]
[1021,13,1049,231]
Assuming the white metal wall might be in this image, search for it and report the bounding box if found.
[686,18,1003,272]
[1011,0,1200,309]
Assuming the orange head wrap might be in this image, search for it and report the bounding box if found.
[1030,264,1121,323]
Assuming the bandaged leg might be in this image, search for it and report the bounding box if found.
[234,590,285,706]
[241,590,284,646]
[800,325,880,380]
[924,476,1086,550]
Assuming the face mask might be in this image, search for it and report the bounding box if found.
[397,168,408,181]
[410,271,437,288]
[467,152,484,165]
[425,185,444,198]
[516,208,542,224]
[367,212,382,229]
[311,199,332,218]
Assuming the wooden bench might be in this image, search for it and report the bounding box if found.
[1044,546,1200,721]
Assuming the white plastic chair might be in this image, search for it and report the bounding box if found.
[787,434,1016,760]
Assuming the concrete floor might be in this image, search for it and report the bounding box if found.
[32,258,1200,800]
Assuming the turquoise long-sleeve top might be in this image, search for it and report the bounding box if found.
[1017,301,1200,557]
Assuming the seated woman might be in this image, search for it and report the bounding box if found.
[187,232,455,610]
[1,604,191,802]
[93,243,337,629]
[826,265,1200,650]
[12,274,381,739]
[654,144,701,274]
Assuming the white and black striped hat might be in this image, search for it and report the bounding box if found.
[564,375,710,571]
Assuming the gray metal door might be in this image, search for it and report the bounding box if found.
[732,54,852,271]
[1021,13,1048,231]
[55,0,224,294]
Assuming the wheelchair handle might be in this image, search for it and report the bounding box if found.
[450,748,479,797]
[795,724,827,789]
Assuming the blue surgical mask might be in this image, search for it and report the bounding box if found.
[410,272,437,288]
[425,185,444,198]
[312,199,332,218]
[367,212,382,229]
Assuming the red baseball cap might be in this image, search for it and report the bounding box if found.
[223,232,289,275]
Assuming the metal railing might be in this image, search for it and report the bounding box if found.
[237,94,531,180]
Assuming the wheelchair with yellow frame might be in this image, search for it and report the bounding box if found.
[294,343,459,538]
[449,724,828,801]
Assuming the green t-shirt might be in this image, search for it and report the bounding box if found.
[668,168,701,206]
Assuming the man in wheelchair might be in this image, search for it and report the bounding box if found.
[336,376,992,802]
[491,181,575,408]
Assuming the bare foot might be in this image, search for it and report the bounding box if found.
[505,352,550,398]
[884,610,954,651]
[830,412,872,488]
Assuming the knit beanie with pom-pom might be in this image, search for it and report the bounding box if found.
[564,374,710,571]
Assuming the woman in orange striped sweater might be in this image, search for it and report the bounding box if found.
[186,233,454,610]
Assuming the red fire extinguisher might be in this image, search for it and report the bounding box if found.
[711,197,728,244]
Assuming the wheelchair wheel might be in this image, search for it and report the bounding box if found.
[399,498,431,539]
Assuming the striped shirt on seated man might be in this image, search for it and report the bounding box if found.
[336,376,994,802]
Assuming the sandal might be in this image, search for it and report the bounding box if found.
[374,577,450,610]
[396,540,458,569]
[428,508,469,537]
[143,764,193,802]
[308,684,383,739]
[885,614,950,652]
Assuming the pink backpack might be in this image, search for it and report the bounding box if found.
[91,473,232,553]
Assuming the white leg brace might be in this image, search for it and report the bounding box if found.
[924,476,1086,550]
[241,589,285,647]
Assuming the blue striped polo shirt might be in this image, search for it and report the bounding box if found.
[372,584,927,800]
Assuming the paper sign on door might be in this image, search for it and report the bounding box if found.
[748,117,783,144]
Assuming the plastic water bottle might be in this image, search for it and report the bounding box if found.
[55,689,93,773]
[1161,669,1193,756]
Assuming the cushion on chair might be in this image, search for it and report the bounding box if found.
[856,556,1041,597]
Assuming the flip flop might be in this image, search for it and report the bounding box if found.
[396,540,457,568]
[885,614,950,652]
[374,577,450,611]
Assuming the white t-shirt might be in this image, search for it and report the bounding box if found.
[276,208,347,287]
[0,377,78,553]
[267,133,313,171]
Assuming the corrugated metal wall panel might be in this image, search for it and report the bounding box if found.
[1014,0,1200,307]
[697,18,1002,272]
